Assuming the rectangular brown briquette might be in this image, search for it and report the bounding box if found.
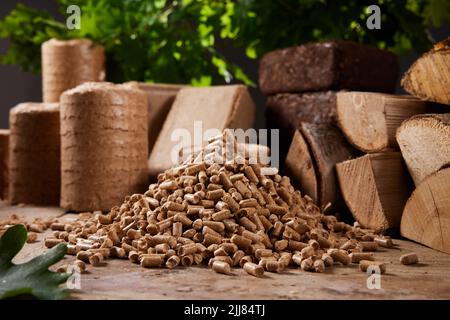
[259,41,398,95]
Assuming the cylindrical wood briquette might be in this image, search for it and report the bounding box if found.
[60,82,148,212]
[9,103,60,205]
[42,39,105,102]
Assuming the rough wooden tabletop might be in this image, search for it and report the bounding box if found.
[2,203,450,300]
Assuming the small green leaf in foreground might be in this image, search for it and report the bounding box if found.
[0,224,70,300]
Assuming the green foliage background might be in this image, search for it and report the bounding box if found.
[0,0,449,85]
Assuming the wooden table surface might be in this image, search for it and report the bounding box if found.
[2,202,450,300]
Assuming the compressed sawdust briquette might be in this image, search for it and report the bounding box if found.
[47,130,393,277]
[60,82,148,212]
[9,103,60,205]
[42,38,105,102]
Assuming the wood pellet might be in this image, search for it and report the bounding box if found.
[39,131,398,278]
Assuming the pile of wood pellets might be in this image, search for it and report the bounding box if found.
[40,131,399,277]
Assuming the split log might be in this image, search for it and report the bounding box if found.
[396,114,450,186]
[336,92,427,152]
[285,123,354,208]
[401,167,450,254]
[336,152,413,231]
[401,38,450,105]
[285,130,318,202]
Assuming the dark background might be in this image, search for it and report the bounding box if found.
[1,1,448,129]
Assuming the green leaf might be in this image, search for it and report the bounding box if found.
[0,224,70,300]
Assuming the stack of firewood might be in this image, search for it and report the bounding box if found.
[259,40,398,211]
[260,38,450,254]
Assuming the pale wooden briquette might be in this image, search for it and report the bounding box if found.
[401,168,450,254]
[396,114,450,186]
[336,92,427,152]
[336,152,413,231]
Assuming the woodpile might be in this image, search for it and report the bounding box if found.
[394,38,450,253]
[42,39,105,102]
[260,41,398,211]
[0,130,9,200]
[60,82,149,212]
[148,85,256,180]
[9,103,60,205]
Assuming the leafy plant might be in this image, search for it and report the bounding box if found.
[0,224,70,300]
[0,0,449,85]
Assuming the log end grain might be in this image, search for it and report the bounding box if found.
[396,114,450,186]
[337,153,412,232]
[401,38,450,105]
[285,130,318,203]
[336,92,427,152]
[401,168,450,254]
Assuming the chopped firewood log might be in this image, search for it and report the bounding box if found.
[396,114,450,186]
[336,92,427,152]
[401,37,450,105]
[401,167,450,254]
[336,152,413,232]
[285,130,318,202]
[285,123,354,208]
